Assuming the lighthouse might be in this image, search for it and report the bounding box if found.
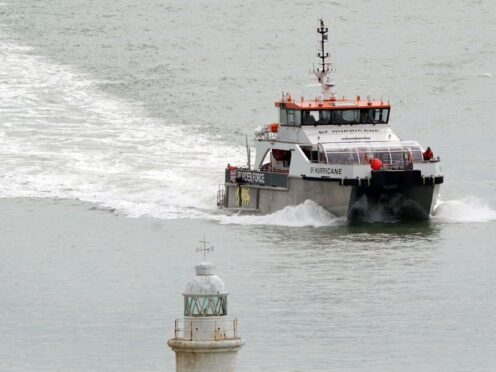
[168,239,244,372]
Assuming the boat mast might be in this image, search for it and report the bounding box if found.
[313,19,335,100]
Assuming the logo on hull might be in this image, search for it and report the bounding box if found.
[236,187,251,206]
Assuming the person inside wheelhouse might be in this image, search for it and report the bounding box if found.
[298,108,390,125]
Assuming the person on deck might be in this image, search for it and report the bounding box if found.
[423,147,434,161]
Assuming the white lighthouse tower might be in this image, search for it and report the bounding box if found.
[168,239,244,372]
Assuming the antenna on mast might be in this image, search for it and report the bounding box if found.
[313,19,335,100]
[245,135,251,169]
[196,234,214,262]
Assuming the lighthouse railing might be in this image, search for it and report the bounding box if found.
[173,317,240,341]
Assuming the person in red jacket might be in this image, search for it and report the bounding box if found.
[423,146,434,160]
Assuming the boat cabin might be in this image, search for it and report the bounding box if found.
[275,97,390,126]
[251,97,419,173]
[257,141,424,174]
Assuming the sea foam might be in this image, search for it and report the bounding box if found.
[219,200,346,227]
[432,197,496,223]
[0,40,243,219]
[2,41,495,225]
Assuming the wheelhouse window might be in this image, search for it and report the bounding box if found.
[302,110,319,124]
[280,108,301,126]
[336,110,360,124]
[287,110,301,126]
[279,108,288,125]
[301,108,390,125]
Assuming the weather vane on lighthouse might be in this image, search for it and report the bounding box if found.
[196,235,214,262]
[168,237,244,372]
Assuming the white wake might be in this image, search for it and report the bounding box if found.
[219,200,346,227]
[2,41,495,226]
[432,197,496,223]
[0,40,244,219]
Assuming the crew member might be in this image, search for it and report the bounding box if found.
[423,146,434,161]
[303,111,315,125]
[403,148,413,169]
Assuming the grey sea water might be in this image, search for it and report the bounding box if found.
[0,0,495,371]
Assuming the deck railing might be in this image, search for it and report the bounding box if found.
[172,318,240,341]
[216,185,225,207]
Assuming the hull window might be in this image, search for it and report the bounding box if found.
[324,141,424,168]
[326,147,359,164]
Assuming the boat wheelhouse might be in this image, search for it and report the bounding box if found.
[218,20,443,221]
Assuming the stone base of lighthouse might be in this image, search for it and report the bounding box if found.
[168,339,244,372]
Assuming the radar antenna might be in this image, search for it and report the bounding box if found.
[313,19,335,100]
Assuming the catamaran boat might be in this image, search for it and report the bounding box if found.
[217,20,443,221]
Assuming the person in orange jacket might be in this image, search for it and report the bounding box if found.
[423,146,434,160]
